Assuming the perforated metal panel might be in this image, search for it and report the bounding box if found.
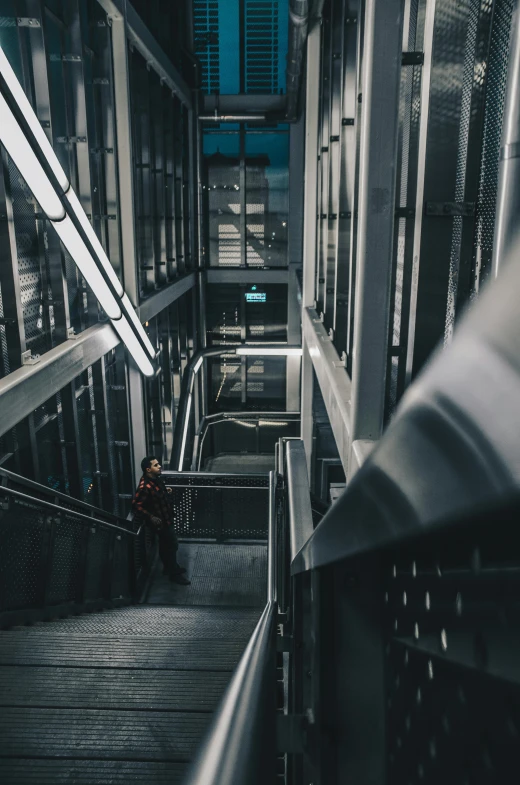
[472,0,514,292]
[0,502,45,611]
[47,516,84,605]
[164,473,269,540]
[384,507,520,783]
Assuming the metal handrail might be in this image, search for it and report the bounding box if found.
[0,467,131,529]
[192,411,300,471]
[182,602,277,785]
[182,471,278,785]
[285,441,314,565]
[0,486,142,537]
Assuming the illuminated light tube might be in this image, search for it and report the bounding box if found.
[112,315,155,377]
[179,394,193,470]
[121,294,156,360]
[0,47,70,193]
[65,190,124,298]
[0,93,65,221]
[235,346,303,357]
[51,216,122,321]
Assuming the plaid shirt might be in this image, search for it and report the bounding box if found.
[132,476,174,527]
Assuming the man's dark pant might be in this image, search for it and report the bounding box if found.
[157,524,180,575]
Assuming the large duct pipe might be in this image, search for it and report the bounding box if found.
[285,0,309,121]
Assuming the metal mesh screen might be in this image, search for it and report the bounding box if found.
[164,473,269,540]
[472,0,514,292]
[0,500,45,611]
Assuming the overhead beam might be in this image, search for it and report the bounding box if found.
[203,94,286,115]
[302,307,352,472]
[206,269,289,285]
[0,324,119,439]
[138,273,196,322]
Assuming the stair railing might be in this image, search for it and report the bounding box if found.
[0,470,154,626]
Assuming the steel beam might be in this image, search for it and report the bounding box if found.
[203,94,286,115]
[302,307,351,472]
[0,324,119,440]
[137,273,196,323]
[348,0,404,476]
[96,0,192,108]
[206,269,289,284]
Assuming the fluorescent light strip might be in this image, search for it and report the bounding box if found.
[113,316,155,377]
[179,394,193,470]
[0,93,65,221]
[65,190,124,298]
[121,294,156,360]
[0,46,156,375]
[52,217,122,321]
[0,46,70,193]
[235,347,303,356]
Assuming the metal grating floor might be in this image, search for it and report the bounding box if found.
[0,546,264,784]
[146,543,268,606]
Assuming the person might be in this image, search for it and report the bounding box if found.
[132,456,190,585]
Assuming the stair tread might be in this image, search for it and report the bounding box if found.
[0,666,230,711]
[0,634,245,670]
[0,759,187,784]
[0,707,210,761]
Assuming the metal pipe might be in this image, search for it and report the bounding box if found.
[0,485,142,536]
[199,114,266,123]
[285,0,309,121]
[492,1,520,277]
[286,440,314,564]
[268,470,277,604]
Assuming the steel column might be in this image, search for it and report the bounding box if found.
[492,1,520,277]
[301,23,322,473]
[348,0,404,477]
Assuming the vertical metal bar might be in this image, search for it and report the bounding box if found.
[349,0,404,474]
[0,150,26,374]
[492,1,520,277]
[301,23,322,477]
[403,0,436,386]
[110,13,148,484]
[334,4,359,356]
[267,470,277,604]
[240,125,247,267]
[111,11,139,305]
[325,0,344,330]
[317,15,331,314]
[287,116,305,412]
[23,0,70,343]
[61,380,84,499]
[153,79,167,287]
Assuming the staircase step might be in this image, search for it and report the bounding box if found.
[0,634,245,670]
[0,666,229,711]
[0,707,210,761]
[0,759,187,785]
[15,605,260,639]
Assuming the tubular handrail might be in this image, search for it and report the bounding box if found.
[192,410,300,471]
[0,467,131,529]
[183,471,279,784]
[0,485,142,537]
[268,470,277,604]
[182,602,277,785]
[285,440,314,564]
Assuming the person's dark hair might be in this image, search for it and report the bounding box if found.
[141,455,157,474]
